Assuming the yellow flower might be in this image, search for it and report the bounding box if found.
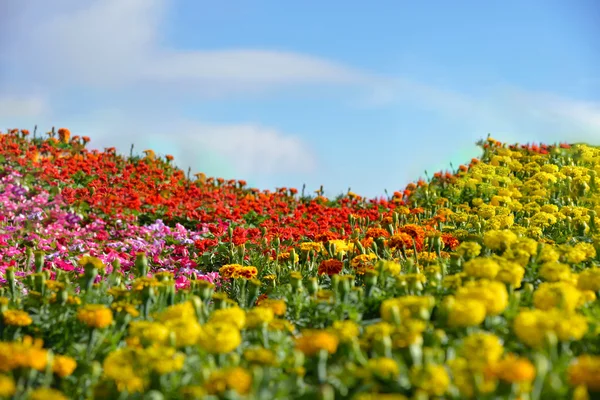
[577,268,600,292]
[258,299,286,316]
[461,332,504,368]
[205,367,252,395]
[463,257,500,279]
[78,255,106,271]
[198,322,241,354]
[446,297,487,327]
[52,355,77,377]
[128,321,170,346]
[494,258,525,288]
[449,357,497,398]
[29,387,68,400]
[245,307,274,329]
[2,309,33,326]
[409,364,450,396]
[533,282,582,312]
[110,300,140,318]
[380,260,401,276]
[456,241,482,259]
[77,304,113,329]
[483,229,518,251]
[456,280,508,316]
[295,330,339,356]
[367,357,399,380]
[243,347,278,366]
[513,309,588,348]
[380,296,434,322]
[103,348,145,393]
[0,375,16,398]
[209,306,246,330]
[0,336,48,372]
[158,300,197,322]
[330,320,360,343]
[165,319,202,347]
[539,262,573,282]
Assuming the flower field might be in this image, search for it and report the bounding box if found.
[1,128,600,400]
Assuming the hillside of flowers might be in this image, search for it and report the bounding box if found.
[0,127,599,400]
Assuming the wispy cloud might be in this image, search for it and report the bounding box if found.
[0,95,48,119]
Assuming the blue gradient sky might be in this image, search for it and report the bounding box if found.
[1,0,599,198]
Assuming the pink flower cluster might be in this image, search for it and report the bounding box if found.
[0,168,220,289]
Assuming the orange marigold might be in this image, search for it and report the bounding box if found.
[318,259,344,276]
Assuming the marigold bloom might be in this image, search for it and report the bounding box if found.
[57,128,71,143]
[29,387,69,400]
[0,375,16,397]
[52,355,77,377]
[77,304,113,329]
[489,353,536,383]
[568,355,600,392]
[205,367,252,395]
[209,306,246,330]
[367,357,399,380]
[2,309,33,326]
[446,298,487,327]
[409,364,450,396]
[198,322,241,354]
[295,330,339,356]
[318,259,343,276]
[245,307,274,329]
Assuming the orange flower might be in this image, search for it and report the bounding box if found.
[318,259,343,276]
[58,128,71,143]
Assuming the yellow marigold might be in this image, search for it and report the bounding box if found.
[463,257,499,279]
[0,375,16,398]
[449,357,497,398]
[52,355,77,377]
[446,297,487,328]
[568,355,600,392]
[165,319,203,348]
[456,280,508,316]
[299,241,324,252]
[78,255,106,271]
[379,260,401,276]
[110,300,140,317]
[268,318,295,333]
[513,309,588,348]
[456,241,482,259]
[243,347,278,366]
[29,387,68,400]
[77,304,113,329]
[245,307,274,329]
[380,296,434,323]
[367,357,399,380]
[489,353,536,383]
[295,330,339,356]
[494,258,525,288]
[102,348,145,393]
[390,319,426,348]
[330,320,360,343]
[538,244,560,263]
[539,262,573,282]
[461,332,504,368]
[209,306,246,330]
[158,300,197,322]
[409,364,450,396]
[577,268,600,292]
[258,299,286,316]
[128,321,170,346]
[533,282,582,312]
[483,229,518,251]
[198,322,241,354]
[205,367,252,395]
[2,309,33,326]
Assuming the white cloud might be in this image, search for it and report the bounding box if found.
[0,95,48,119]
[3,0,366,93]
[178,122,318,175]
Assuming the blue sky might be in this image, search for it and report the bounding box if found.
[1,0,599,198]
